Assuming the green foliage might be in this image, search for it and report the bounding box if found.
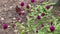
[14,1,60,34]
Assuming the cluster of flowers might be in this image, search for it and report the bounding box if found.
[1,0,57,34]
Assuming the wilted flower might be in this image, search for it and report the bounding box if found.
[36,27,38,33]
[12,23,16,28]
[29,16,33,18]
[16,17,20,21]
[0,20,2,24]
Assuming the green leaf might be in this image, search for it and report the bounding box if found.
[39,5,43,13]
[42,2,49,5]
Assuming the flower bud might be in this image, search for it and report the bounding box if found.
[37,15,41,20]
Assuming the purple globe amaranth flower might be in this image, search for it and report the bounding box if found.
[27,10,31,13]
[18,12,21,15]
[17,10,25,15]
[26,4,30,9]
[37,15,41,20]
[3,23,8,29]
[41,12,45,16]
[46,5,50,9]
[50,25,55,32]
[21,10,25,15]
[20,2,24,6]
[31,0,35,3]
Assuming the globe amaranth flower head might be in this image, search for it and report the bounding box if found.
[21,10,25,15]
[3,23,8,29]
[36,27,38,33]
[31,0,35,3]
[20,2,24,6]
[46,5,50,9]
[41,12,45,16]
[41,24,44,27]
[26,4,30,9]
[37,15,41,20]
[50,25,55,32]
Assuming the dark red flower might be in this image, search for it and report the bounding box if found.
[41,12,45,16]
[3,23,8,29]
[26,4,30,9]
[20,2,24,6]
[41,24,44,27]
[37,15,41,20]
[31,0,35,3]
[12,23,16,28]
[36,28,38,33]
[50,25,55,32]
[29,16,33,18]
[46,5,50,9]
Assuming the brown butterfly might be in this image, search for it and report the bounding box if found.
[15,5,18,12]
[15,5,21,15]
